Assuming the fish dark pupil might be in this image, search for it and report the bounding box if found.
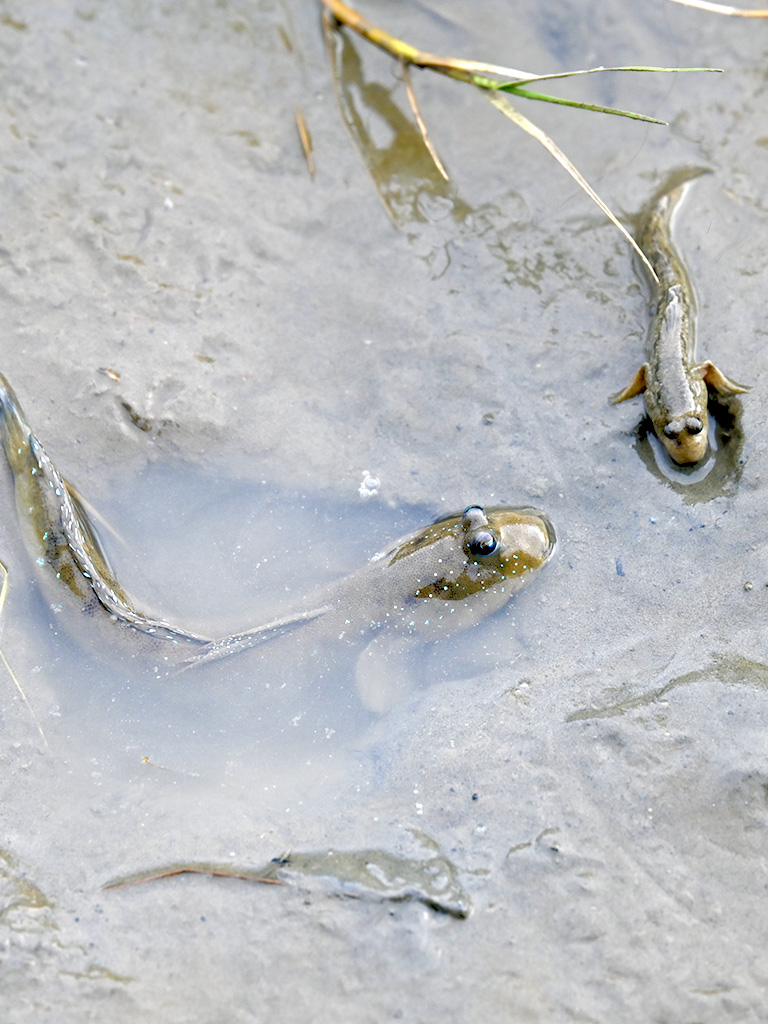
[468,531,497,558]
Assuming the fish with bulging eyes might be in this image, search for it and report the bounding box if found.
[186,503,555,711]
[611,171,749,465]
[0,374,555,702]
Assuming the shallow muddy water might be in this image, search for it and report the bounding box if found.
[1,1,767,1021]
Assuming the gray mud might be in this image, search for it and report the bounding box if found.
[1,1,767,1022]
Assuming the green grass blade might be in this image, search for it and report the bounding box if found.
[498,85,667,123]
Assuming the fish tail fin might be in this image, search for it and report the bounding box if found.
[0,374,33,459]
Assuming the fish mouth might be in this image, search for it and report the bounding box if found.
[530,509,557,561]
[663,433,709,465]
[512,506,556,564]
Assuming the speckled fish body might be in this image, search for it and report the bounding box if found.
[189,504,556,667]
[0,373,209,653]
[612,173,749,465]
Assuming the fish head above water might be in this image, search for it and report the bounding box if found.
[658,410,709,465]
[383,504,556,635]
[646,371,709,465]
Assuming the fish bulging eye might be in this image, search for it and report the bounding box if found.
[468,530,498,558]
[686,417,703,435]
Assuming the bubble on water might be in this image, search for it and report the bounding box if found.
[358,470,380,499]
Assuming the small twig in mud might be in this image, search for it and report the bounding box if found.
[140,755,200,778]
[320,0,723,282]
[294,107,315,176]
[104,863,285,890]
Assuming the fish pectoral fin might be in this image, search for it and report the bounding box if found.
[179,604,331,670]
[355,635,416,714]
[694,361,750,397]
[610,365,648,404]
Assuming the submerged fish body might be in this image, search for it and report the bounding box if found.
[0,375,555,692]
[612,171,749,465]
[0,373,209,655]
[189,504,556,668]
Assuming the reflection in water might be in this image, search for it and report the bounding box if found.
[632,394,746,503]
[324,15,573,293]
[326,24,472,271]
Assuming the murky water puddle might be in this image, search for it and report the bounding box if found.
[1,457,544,895]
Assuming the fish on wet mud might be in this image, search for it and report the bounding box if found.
[186,502,555,710]
[611,171,749,465]
[0,375,556,701]
[0,372,210,654]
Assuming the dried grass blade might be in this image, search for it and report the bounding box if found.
[499,64,723,86]
[321,0,423,64]
[320,0,537,79]
[104,863,285,889]
[668,0,768,13]
[416,55,538,78]
[485,93,658,283]
[400,60,449,180]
